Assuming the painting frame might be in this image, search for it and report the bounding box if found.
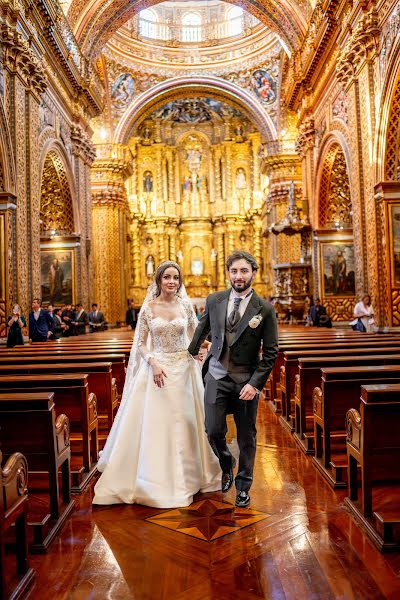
[40,248,75,306]
[389,203,400,288]
[319,241,356,297]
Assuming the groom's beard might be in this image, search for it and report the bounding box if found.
[231,279,253,294]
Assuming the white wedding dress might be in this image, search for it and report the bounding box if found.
[93,298,221,508]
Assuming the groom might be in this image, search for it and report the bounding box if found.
[188,250,278,507]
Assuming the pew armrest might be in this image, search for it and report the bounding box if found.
[313,387,323,418]
[88,392,98,423]
[346,408,361,451]
[111,377,119,406]
[55,413,70,454]
[2,452,28,511]
[294,374,300,399]
[279,365,285,388]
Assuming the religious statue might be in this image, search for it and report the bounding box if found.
[141,125,153,145]
[143,171,153,193]
[234,124,244,142]
[183,176,193,192]
[146,255,155,277]
[235,168,247,190]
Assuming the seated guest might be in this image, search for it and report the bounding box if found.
[7,303,26,347]
[72,303,88,335]
[351,294,374,332]
[29,298,54,342]
[61,303,74,336]
[125,301,137,330]
[309,298,331,327]
[89,303,105,333]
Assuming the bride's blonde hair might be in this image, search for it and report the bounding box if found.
[154,261,182,297]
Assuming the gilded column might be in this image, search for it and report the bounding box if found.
[216,226,226,288]
[131,220,141,288]
[214,146,222,207]
[1,26,47,315]
[336,7,380,306]
[71,126,96,308]
[91,144,133,324]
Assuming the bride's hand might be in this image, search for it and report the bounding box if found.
[150,359,167,387]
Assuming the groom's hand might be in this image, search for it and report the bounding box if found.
[239,383,258,401]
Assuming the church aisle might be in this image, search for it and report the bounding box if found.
[29,400,400,600]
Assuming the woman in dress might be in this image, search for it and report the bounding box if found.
[7,304,26,347]
[93,261,221,508]
[352,293,375,332]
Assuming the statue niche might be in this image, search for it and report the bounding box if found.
[179,134,209,211]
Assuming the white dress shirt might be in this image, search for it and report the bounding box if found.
[227,289,253,319]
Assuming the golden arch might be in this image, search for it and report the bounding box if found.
[114,76,277,144]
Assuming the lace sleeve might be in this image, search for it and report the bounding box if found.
[182,298,198,340]
[137,306,152,362]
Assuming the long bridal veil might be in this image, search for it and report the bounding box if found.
[97,280,196,472]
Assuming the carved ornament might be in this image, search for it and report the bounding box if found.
[336,9,380,87]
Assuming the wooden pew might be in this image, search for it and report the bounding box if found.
[0,450,35,599]
[277,342,400,429]
[271,335,400,411]
[294,353,400,454]
[0,362,118,439]
[0,392,74,554]
[345,383,400,551]
[312,365,400,488]
[0,375,98,493]
[0,354,126,396]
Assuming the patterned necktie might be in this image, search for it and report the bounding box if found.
[228,297,243,328]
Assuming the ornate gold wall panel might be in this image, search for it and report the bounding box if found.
[385,75,400,181]
[40,150,75,234]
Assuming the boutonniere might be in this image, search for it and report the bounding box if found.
[248,314,262,329]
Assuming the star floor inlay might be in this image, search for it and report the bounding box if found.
[145,499,269,541]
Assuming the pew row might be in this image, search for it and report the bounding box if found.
[277,343,400,430]
[0,355,126,397]
[312,365,400,488]
[293,353,400,454]
[0,451,35,599]
[0,393,74,553]
[0,363,118,441]
[345,384,400,551]
[0,375,98,493]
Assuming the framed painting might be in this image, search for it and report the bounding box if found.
[390,204,400,287]
[320,242,355,296]
[40,249,75,305]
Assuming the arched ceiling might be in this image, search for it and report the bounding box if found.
[68,0,311,60]
[113,76,277,143]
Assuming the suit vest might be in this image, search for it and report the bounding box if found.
[209,310,252,383]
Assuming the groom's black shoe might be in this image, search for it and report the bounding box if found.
[235,491,250,508]
[221,458,237,493]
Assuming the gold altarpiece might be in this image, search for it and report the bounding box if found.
[121,121,268,312]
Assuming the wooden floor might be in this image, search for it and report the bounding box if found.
[27,381,400,600]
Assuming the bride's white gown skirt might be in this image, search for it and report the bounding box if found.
[93,351,221,508]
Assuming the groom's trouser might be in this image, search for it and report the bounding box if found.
[204,372,258,492]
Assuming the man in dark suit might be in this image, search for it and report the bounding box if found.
[125,301,137,329]
[89,303,105,333]
[188,251,278,508]
[309,298,331,327]
[72,303,88,335]
[29,298,54,342]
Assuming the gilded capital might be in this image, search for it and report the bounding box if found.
[0,24,47,95]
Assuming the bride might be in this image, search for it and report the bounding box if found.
[93,261,221,508]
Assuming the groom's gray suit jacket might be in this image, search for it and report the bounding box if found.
[188,289,278,392]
